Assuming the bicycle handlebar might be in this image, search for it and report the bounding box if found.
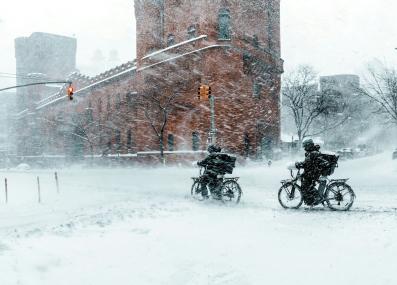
[290,168,301,179]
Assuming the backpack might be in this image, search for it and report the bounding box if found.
[213,153,237,174]
[318,153,339,176]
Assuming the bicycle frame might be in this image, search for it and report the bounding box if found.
[281,168,350,199]
[192,166,239,191]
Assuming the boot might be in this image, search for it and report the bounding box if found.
[201,186,209,199]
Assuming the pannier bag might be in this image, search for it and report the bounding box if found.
[318,154,339,176]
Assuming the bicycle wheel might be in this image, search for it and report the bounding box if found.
[324,182,355,211]
[278,182,303,209]
[191,180,206,201]
[221,180,242,204]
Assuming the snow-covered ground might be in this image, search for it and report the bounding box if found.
[0,153,396,285]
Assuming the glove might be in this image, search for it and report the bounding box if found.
[295,162,304,169]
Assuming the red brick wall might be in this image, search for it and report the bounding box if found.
[134,0,283,157]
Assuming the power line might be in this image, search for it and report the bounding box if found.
[0,72,64,81]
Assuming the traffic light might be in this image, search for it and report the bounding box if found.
[198,86,203,100]
[205,85,211,99]
[198,84,211,100]
[67,85,74,100]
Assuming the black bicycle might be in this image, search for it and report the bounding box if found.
[278,166,355,211]
[191,167,242,204]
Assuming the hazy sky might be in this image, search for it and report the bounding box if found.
[1,0,397,89]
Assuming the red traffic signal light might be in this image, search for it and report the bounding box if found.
[67,86,74,100]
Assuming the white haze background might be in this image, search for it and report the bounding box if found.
[1,0,397,88]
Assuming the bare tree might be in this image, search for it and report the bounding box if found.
[139,87,180,163]
[356,63,397,125]
[42,111,114,160]
[282,65,349,145]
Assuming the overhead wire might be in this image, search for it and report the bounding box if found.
[0,72,65,82]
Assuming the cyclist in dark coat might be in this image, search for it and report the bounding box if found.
[296,139,327,205]
[197,145,222,198]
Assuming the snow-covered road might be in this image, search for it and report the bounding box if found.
[0,154,396,285]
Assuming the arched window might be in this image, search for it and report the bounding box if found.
[106,96,111,112]
[126,92,134,108]
[261,137,273,158]
[192,132,200,151]
[99,125,104,145]
[168,134,174,151]
[167,34,175,47]
[253,35,259,48]
[115,130,121,150]
[218,9,231,40]
[86,101,93,122]
[98,98,102,113]
[187,25,197,40]
[127,129,132,150]
[115,94,121,110]
[244,133,250,158]
[253,80,263,98]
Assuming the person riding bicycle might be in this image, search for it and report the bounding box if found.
[197,144,223,198]
[295,139,328,205]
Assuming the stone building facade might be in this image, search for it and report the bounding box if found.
[16,0,283,161]
[14,32,76,156]
[319,74,360,94]
[15,32,77,111]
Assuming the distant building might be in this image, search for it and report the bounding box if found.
[319,74,360,94]
[318,74,372,149]
[14,32,77,112]
[0,92,17,153]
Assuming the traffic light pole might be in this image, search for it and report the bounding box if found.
[0,81,72,92]
[198,83,217,144]
[209,95,217,144]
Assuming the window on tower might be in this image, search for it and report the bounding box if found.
[187,25,197,40]
[253,80,262,99]
[167,34,175,47]
[218,9,231,40]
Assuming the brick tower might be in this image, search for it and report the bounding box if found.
[134,0,283,158]
[15,32,77,112]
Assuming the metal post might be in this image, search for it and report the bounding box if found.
[37,176,41,204]
[209,95,217,144]
[4,178,8,204]
[55,172,59,194]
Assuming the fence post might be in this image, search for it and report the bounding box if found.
[37,176,41,203]
[4,178,7,204]
[55,172,60,194]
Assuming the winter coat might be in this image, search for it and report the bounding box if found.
[296,145,327,180]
